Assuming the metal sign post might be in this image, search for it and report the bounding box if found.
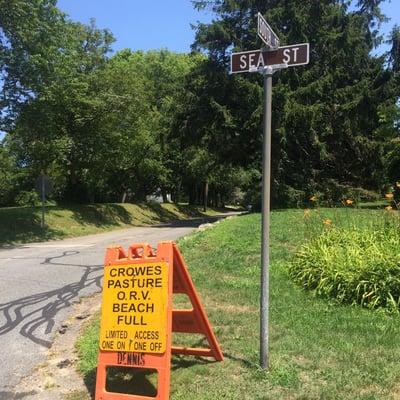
[35,175,52,229]
[41,175,45,229]
[259,64,286,370]
[230,12,310,370]
[260,67,272,370]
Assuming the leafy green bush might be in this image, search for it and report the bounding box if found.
[394,184,400,204]
[15,190,40,207]
[289,223,400,311]
[317,180,380,206]
[269,180,380,208]
[276,185,306,208]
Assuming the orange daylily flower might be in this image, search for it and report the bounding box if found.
[345,199,354,205]
[385,193,394,199]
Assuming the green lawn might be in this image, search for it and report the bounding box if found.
[0,202,232,245]
[77,208,400,400]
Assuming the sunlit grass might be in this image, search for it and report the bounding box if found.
[0,202,233,245]
[77,209,400,399]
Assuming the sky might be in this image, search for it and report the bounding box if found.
[57,0,214,53]
[56,0,400,54]
[364,0,400,55]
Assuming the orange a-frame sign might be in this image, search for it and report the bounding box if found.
[95,241,223,400]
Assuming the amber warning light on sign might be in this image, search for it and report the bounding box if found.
[99,261,169,354]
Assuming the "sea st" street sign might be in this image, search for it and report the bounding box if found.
[230,43,309,74]
[257,13,279,49]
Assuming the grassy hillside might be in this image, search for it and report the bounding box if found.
[76,208,400,400]
[0,203,231,245]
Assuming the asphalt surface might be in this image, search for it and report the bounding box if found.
[0,216,232,397]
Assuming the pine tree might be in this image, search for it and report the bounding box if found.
[189,0,396,206]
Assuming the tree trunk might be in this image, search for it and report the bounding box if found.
[161,187,168,203]
[203,181,209,212]
[188,184,195,205]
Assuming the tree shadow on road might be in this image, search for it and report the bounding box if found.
[0,250,103,348]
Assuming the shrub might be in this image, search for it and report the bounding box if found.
[15,190,41,207]
[318,180,380,206]
[394,184,400,204]
[289,222,400,312]
[277,185,306,208]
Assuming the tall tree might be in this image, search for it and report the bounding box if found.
[383,25,400,200]
[1,0,65,127]
[387,25,400,72]
[189,0,395,206]
[3,5,115,202]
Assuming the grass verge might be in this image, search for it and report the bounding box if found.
[0,202,233,245]
[77,209,400,399]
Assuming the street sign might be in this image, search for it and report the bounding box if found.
[230,43,310,74]
[35,175,52,196]
[257,13,280,49]
[35,175,52,229]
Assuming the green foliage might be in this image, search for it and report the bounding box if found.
[0,143,28,206]
[0,145,15,205]
[387,25,400,72]
[1,1,118,203]
[384,137,400,202]
[99,50,204,202]
[76,314,100,380]
[290,219,400,311]
[190,0,398,205]
[0,1,114,127]
[0,0,65,124]
[1,0,399,208]
[5,45,204,203]
[15,190,40,207]
[314,181,381,206]
[240,177,381,210]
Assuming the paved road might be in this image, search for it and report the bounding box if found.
[0,216,230,396]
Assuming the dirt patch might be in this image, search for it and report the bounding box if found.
[13,294,101,400]
[389,383,400,400]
